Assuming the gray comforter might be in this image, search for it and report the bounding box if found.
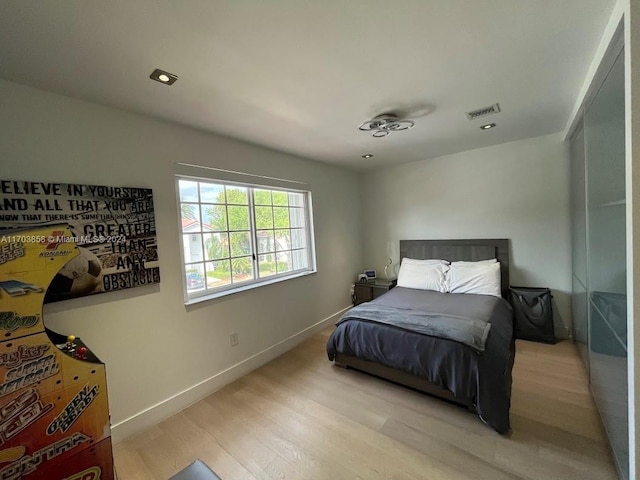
[327,287,514,433]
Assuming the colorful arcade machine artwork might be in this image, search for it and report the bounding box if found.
[0,225,114,480]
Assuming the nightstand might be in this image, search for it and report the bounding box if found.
[353,279,397,305]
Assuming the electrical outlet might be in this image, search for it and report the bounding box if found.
[230,332,239,347]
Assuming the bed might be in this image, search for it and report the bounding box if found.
[326,239,515,434]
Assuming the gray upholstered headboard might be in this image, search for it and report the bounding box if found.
[399,239,510,295]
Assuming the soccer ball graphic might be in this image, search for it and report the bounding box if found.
[45,247,102,302]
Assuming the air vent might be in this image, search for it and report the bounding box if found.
[465,103,501,120]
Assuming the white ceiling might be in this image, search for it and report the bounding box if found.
[0,1,616,170]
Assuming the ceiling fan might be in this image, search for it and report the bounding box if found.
[358,113,415,138]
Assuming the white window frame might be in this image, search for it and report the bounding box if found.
[176,174,317,304]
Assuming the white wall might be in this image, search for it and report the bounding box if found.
[0,79,362,441]
[360,133,572,336]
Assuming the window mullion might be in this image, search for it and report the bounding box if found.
[224,188,232,277]
[248,188,258,280]
[196,183,208,288]
[272,195,277,274]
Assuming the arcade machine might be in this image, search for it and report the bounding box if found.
[0,225,114,480]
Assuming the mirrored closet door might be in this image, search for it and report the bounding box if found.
[571,45,627,479]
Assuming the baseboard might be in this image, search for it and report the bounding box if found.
[111,306,349,444]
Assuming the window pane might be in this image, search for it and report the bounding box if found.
[203,233,229,261]
[230,231,252,257]
[254,189,272,205]
[275,229,291,251]
[200,183,225,203]
[201,204,227,231]
[185,263,205,293]
[231,257,254,283]
[291,228,306,249]
[290,207,305,228]
[257,230,275,254]
[206,260,231,287]
[182,235,190,261]
[288,192,304,207]
[273,207,290,228]
[227,206,249,230]
[179,180,199,202]
[181,203,200,231]
[226,186,248,204]
[276,251,292,274]
[258,254,277,278]
[292,249,308,270]
[272,191,288,206]
[255,206,273,229]
[183,234,204,263]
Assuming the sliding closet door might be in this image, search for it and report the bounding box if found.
[585,49,627,479]
[570,125,588,368]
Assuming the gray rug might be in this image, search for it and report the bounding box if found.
[169,459,221,480]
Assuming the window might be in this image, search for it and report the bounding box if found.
[177,177,316,303]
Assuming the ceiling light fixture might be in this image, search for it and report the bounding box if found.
[362,154,373,159]
[480,123,496,130]
[150,68,178,85]
[359,113,414,138]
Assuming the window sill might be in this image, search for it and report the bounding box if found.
[184,269,317,306]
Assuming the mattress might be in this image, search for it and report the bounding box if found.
[326,286,515,433]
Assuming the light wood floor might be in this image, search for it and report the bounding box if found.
[113,328,618,479]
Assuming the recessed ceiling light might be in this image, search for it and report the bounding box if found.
[480,123,496,130]
[362,154,373,158]
[150,68,178,85]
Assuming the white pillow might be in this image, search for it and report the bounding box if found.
[451,258,497,266]
[397,259,449,292]
[446,262,501,297]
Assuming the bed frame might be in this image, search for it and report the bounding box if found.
[334,238,510,408]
